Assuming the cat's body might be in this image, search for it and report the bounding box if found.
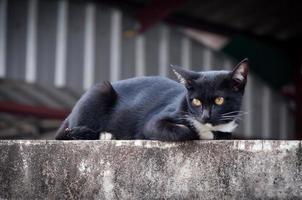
[55,59,249,141]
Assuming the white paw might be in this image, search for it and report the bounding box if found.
[175,124,187,128]
[99,132,113,140]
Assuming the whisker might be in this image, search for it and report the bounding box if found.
[221,116,243,120]
[220,118,241,121]
[221,111,243,115]
[222,113,247,117]
[222,111,248,115]
[221,115,243,118]
[222,113,248,117]
[220,118,243,121]
[176,117,192,121]
[221,116,243,119]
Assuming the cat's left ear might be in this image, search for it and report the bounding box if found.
[170,65,199,88]
[231,58,249,89]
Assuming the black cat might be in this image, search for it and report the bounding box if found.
[55,59,249,141]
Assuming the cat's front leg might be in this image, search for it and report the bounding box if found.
[143,117,198,141]
[213,131,232,139]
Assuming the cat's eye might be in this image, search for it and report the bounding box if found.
[192,98,202,107]
[215,97,224,105]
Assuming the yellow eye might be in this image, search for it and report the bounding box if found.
[192,98,202,106]
[215,97,224,105]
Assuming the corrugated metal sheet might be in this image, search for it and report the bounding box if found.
[0,79,78,109]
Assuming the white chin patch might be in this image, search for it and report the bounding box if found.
[99,132,113,140]
[188,119,238,140]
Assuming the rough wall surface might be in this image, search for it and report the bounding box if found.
[0,140,301,199]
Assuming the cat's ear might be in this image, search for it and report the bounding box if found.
[170,65,199,88]
[230,58,249,89]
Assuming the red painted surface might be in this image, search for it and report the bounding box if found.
[136,0,186,33]
[0,101,70,119]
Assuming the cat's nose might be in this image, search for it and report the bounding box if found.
[201,110,211,123]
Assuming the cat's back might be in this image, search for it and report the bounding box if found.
[112,76,184,98]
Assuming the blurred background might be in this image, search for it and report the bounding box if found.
[0,0,301,140]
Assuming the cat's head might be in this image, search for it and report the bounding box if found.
[171,59,249,128]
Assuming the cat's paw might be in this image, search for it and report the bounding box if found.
[174,123,189,129]
[99,132,114,140]
[65,127,100,140]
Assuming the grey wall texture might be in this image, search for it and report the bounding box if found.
[0,0,295,139]
[0,140,301,199]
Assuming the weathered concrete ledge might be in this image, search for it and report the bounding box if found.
[0,140,301,199]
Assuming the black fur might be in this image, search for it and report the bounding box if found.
[55,59,249,141]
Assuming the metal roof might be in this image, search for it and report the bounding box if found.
[98,0,302,42]
[0,79,79,109]
[0,79,80,139]
[177,0,302,40]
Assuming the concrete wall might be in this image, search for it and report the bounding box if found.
[0,140,301,199]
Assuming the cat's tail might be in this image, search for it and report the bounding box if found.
[55,81,118,140]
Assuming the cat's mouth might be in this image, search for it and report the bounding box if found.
[193,116,217,126]
[187,116,238,133]
[194,115,235,126]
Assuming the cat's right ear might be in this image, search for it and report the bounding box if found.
[170,65,199,89]
[230,58,249,90]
